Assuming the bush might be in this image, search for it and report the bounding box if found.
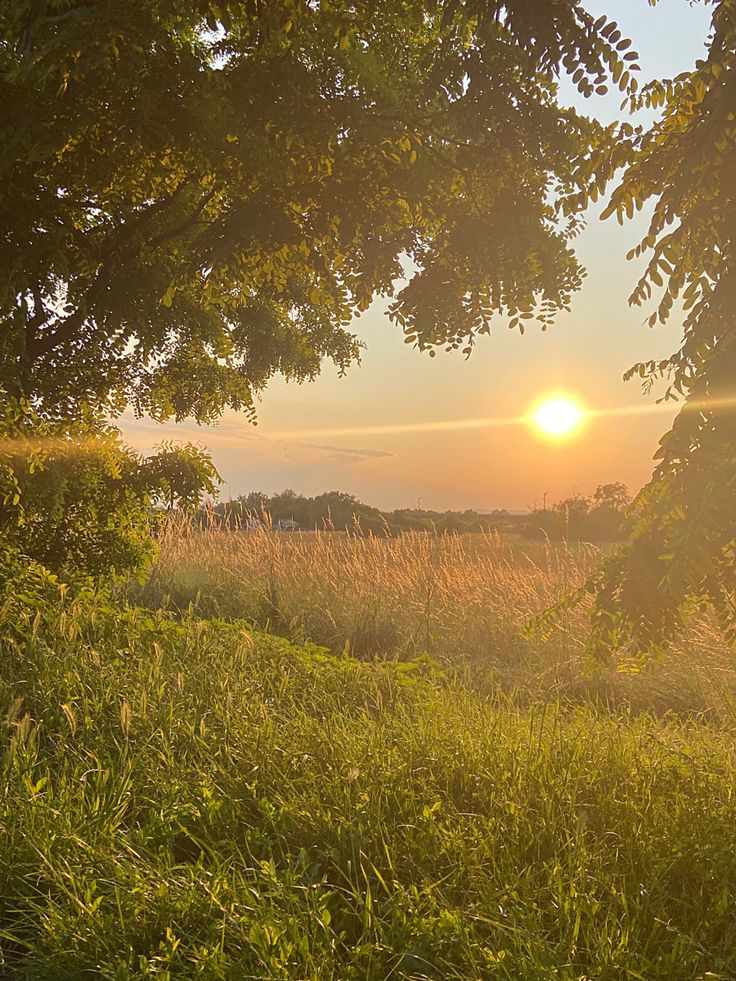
[0,400,219,582]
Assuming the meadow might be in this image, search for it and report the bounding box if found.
[1,530,736,979]
[143,524,736,717]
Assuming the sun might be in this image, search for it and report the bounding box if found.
[530,395,586,440]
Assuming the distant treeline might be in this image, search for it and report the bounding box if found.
[205,482,631,541]
[208,489,507,536]
[523,482,631,542]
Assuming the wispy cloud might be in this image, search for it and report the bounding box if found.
[300,443,394,461]
[118,413,393,468]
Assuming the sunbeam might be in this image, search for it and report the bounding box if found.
[264,398,726,443]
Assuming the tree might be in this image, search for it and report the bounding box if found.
[593,482,630,513]
[268,488,309,526]
[307,490,382,531]
[562,0,736,661]
[524,484,630,542]
[1,0,636,422]
[141,440,221,510]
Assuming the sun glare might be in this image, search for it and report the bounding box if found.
[531,395,586,440]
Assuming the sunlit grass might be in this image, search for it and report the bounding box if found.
[2,526,735,977]
[142,521,736,716]
[2,590,736,978]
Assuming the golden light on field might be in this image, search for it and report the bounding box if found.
[530,395,586,440]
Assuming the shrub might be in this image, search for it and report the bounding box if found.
[0,399,219,582]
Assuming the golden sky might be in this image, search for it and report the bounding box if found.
[121,0,712,511]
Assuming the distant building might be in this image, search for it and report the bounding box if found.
[275,518,299,531]
[242,517,267,532]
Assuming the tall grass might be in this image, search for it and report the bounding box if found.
[2,588,736,979]
[142,522,736,716]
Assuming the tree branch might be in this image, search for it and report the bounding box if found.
[26,180,199,360]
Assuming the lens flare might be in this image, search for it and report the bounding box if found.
[531,395,586,439]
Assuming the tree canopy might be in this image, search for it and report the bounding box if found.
[1,0,634,421]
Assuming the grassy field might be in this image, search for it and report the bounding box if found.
[2,531,736,979]
[143,525,736,716]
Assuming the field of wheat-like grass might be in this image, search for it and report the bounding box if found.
[143,523,736,718]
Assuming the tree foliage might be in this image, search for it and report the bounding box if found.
[1,0,634,421]
[561,0,736,661]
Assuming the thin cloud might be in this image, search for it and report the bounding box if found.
[266,402,680,442]
[300,443,394,460]
[119,413,393,467]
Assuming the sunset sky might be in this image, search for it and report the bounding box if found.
[121,0,713,512]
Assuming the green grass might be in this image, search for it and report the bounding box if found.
[1,589,736,979]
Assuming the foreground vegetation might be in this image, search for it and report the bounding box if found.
[2,566,736,979]
[1,431,734,978]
